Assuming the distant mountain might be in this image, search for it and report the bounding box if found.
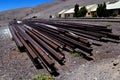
[0,8,32,20]
[0,0,117,21]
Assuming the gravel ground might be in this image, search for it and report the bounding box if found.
[56,58,120,80]
[0,26,48,80]
[0,21,120,80]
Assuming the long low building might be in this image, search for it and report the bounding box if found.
[58,0,120,18]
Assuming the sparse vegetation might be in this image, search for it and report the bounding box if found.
[111,13,117,17]
[77,6,88,17]
[71,52,83,58]
[74,4,79,17]
[105,24,112,27]
[35,74,54,80]
[97,2,109,17]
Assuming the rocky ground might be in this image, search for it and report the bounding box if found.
[0,21,120,80]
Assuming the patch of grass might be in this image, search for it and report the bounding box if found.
[71,52,83,58]
[105,24,112,27]
[35,74,54,80]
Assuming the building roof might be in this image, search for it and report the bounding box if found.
[62,4,98,14]
[86,4,97,12]
[58,9,68,14]
[107,0,120,10]
[58,0,120,14]
[90,0,120,12]
[64,8,75,14]
[64,4,95,14]
[90,5,98,12]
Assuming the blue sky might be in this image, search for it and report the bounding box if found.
[0,0,54,12]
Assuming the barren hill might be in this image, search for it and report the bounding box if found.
[0,0,117,21]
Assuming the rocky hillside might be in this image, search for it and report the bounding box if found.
[0,0,117,21]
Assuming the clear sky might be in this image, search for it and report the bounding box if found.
[0,0,54,12]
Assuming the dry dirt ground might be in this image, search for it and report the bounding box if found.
[0,21,120,80]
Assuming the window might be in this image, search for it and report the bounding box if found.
[88,13,90,15]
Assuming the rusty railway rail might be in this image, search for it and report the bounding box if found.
[9,19,120,75]
[9,23,24,51]
[27,19,120,41]
[9,23,59,75]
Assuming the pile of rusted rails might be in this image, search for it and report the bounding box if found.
[9,19,120,75]
[9,22,66,75]
[28,19,120,42]
[24,22,70,52]
[24,19,109,38]
[9,21,24,51]
[55,21,120,40]
[23,20,94,59]
[24,20,91,47]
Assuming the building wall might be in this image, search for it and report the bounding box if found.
[65,13,74,18]
[113,9,119,15]
[113,9,120,16]
[58,14,66,18]
[88,9,120,17]
[86,12,92,17]
[108,9,120,17]
[58,13,66,18]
